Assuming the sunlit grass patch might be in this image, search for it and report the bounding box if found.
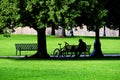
[0,59,120,80]
[0,34,120,56]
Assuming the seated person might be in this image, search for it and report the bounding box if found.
[75,39,86,57]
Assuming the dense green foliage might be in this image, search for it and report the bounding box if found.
[0,0,19,29]
[0,0,107,30]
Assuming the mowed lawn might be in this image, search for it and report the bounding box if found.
[0,59,120,80]
[0,35,120,80]
[0,34,120,56]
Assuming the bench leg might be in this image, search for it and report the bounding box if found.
[84,52,91,57]
[88,52,90,57]
[84,52,86,57]
[20,51,21,56]
[70,52,73,57]
[16,50,17,56]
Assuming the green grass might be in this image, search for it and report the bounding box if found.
[0,59,120,80]
[0,35,37,56]
[0,35,120,80]
[0,34,120,56]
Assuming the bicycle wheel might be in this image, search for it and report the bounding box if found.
[53,48,60,57]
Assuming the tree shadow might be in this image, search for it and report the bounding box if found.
[2,55,120,61]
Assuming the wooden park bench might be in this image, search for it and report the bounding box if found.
[65,45,91,57]
[15,43,37,56]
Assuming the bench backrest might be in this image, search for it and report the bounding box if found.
[15,43,37,51]
[65,45,78,49]
[65,45,91,52]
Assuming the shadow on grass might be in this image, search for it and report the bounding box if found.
[1,56,119,61]
[30,56,120,60]
[0,54,120,61]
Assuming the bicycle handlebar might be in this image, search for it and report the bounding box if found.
[64,42,69,46]
[58,43,62,45]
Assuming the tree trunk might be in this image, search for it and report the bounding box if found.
[119,27,120,37]
[30,27,50,58]
[62,27,66,37]
[91,27,104,57]
[69,28,74,37]
[51,25,55,35]
[103,26,106,37]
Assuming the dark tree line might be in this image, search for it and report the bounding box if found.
[101,0,120,36]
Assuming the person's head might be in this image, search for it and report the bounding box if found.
[79,39,82,42]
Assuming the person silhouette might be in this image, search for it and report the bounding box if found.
[75,39,86,58]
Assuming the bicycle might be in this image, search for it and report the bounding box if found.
[53,42,69,58]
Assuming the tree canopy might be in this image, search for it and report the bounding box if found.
[0,0,19,29]
[104,0,120,30]
[0,0,107,31]
[79,0,107,31]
